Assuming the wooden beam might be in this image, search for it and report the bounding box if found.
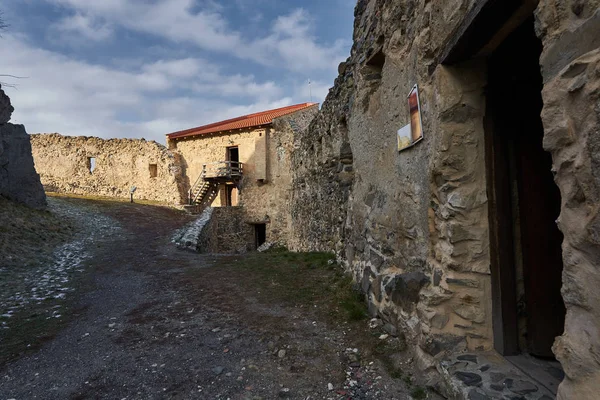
[439,0,530,65]
[477,0,539,57]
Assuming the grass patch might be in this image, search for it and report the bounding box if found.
[410,386,427,400]
[46,192,171,207]
[0,196,75,271]
[197,250,368,324]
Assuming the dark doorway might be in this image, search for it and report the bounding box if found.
[254,224,266,249]
[486,17,565,359]
[227,146,239,163]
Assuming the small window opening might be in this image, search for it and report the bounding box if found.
[149,163,158,178]
[362,48,386,79]
[227,146,239,163]
[254,223,266,249]
[87,157,96,173]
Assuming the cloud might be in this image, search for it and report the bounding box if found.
[53,13,114,43]
[43,0,347,72]
[2,35,292,143]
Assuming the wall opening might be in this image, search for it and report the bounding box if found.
[224,184,238,207]
[149,163,158,178]
[254,223,266,249]
[87,157,96,173]
[227,146,239,163]
[485,16,565,380]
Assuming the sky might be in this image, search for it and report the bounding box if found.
[1,0,355,144]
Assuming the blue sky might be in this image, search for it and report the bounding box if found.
[1,0,355,143]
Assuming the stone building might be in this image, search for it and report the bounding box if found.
[31,134,187,205]
[288,1,600,399]
[167,103,318,248]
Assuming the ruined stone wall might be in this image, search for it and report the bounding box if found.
[536,3,600,398]
[198,207,255,254]
[290,1,600,397]
[291,0,490,367]
[30,134,186,205]
[0,86,46,209]
[241,106,319,244]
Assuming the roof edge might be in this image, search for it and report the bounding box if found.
[166,102,318,140]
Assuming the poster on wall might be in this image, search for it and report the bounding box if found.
[397,84,424,152]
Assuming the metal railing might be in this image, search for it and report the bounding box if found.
[201,161,243,179]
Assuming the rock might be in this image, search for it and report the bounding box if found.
[508,380,538,395]
[0,101,46,209]
[383,323,398,337]
[338,61,348,76]
[467,388,489,400]
[369,318,383,329]
[457,354,478,363]
[384,272,430,311]
[0,85,14,124]
[328,383,334,391]
[212,366,224,375]
[454,371,482,387]
[452,304,485,323]
[420,333,466,357]
[278,388,290,398]
[277,349,286,358]
[257,242,274,252]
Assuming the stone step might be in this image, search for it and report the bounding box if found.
[439,351,557,400]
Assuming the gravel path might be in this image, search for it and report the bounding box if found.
[0,198,435,400]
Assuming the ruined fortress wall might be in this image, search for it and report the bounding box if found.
[198,207,255,254]
[30,134,186,205]
[536,3,600,398]
[291,0,490,363]
[0,86,46,209]
[241,106,319,244]
[290,1,600,397]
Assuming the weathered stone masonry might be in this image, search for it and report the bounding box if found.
[289,1,600,399]
[0,85,46,209]
[31,134,187,205]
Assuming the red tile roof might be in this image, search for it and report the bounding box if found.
[166,103,318,140]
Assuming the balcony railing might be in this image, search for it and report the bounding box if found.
[201,161,243,180]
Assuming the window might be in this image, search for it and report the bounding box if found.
[149,163,158,178]
[87,157,96,173]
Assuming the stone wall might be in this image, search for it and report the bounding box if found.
[0,86,46,209]
[536,3,600,398]
[289,1,600,398]
[171,105,318,244]
[290,0,490,364]
[197,207,255,254]
[241,106,319,244]
[30,134,186,205]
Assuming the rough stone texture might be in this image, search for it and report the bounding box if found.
[537,20,600,400]
[439,352,555,400]
[289,0,493,366]
[197,207,255,254]
[0,86,46,209]
[288,1,600,398]
[173,207,214,251]
[242,106,319,245]
[30,134,186,205]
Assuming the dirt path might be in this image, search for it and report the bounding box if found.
[0,198,435,400]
